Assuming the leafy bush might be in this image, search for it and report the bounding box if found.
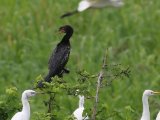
[0,87,20,120]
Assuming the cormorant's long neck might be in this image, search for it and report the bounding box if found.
[61,32,73,43]
[22,95,30,120]
[141,95,150,120]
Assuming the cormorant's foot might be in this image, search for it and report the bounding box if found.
[63,68,70,74]
[57,73,63,78]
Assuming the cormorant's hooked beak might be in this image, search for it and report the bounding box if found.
[58,28,65,34]
[153,91,160,94]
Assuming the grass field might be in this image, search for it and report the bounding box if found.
[0,0,160,119]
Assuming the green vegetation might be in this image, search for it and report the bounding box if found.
[0,0,160,119]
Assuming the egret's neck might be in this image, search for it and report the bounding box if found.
[141,95,150,120]
[22,95,30,120]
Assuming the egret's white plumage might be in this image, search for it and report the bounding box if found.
[78,1,91,12]
[140,90,160,120]
[78,0,124,12]
[11,90,37,120]
[73,95,89,120]
[61,0,124,18]
[156,112,160,120]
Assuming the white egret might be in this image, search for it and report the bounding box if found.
[140,90,160,120]
[156,112,160,120]
[11,90,37,120]
[61,0,124,18]
[73,95,89,120]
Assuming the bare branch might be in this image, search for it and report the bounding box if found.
[91,50,108,120]
[91,50,130,120]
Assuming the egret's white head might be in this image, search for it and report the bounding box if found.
[22,90,36,99]
[143,90,160,96]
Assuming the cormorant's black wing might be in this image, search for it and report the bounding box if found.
[37,43,70,88]
[48,43,70,75]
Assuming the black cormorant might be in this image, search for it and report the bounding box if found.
[37,25,73,88]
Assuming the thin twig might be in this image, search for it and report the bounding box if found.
[104,66,130,86]
[91,50,108,120]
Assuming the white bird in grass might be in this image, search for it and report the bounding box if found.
[61,0,124,18]
[73,95,89,120]
[11,90,37,120]
[156,112,160,120]
[140,90,160,120]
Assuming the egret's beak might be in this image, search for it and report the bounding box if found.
[36,92,45,94]
[153,91,160,94]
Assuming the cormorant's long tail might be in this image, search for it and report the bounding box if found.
[35,74,52,88]
[44,74,52,83]
[60,10,78,18]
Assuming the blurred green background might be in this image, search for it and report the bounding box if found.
[0,0,160,119]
